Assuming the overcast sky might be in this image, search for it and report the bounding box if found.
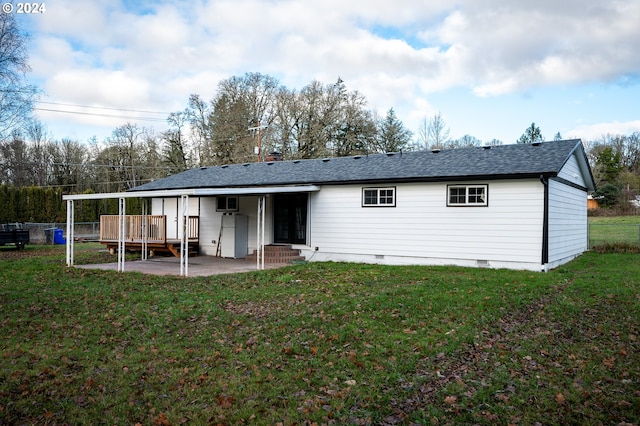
[15,0,640,145]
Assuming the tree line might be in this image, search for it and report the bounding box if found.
[1,124,638,223]
[0,185,145,224]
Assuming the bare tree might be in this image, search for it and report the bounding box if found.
[162,112,190,174]
[427,112,451,150]
[270,86,298,158]
[186,94,214,166]
[293,80,332,158]
[0,12,37,140]
[25,120,53,186]
[452,134,482,148]
[49,138,89,192]
[280,78,377,159]
[416,117,429,150]
[209,72,280,164]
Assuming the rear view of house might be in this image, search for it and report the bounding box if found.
[64,139,595,273]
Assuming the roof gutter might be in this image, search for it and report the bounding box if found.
[63,185,321,201]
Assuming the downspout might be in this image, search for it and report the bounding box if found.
[540,175,549,271]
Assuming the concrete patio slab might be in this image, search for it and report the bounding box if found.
[77,255,292,277]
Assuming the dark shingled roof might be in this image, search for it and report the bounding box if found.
[130,139,593,192]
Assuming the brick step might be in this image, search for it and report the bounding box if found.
[244,245,305,264]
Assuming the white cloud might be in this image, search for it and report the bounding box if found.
[23,0,640,143]
[47,69,151,106]
[567,121,640,141]
[431,1,640,95]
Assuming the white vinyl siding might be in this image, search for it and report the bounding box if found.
[547,179,588,267]
[198,196,266,256]
[309,179,545,268]
[151,197,199,240]
[198,197,219,256]
[557,153,587,188]
[151,197,178,239]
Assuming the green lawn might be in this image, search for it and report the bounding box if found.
[589,215,640,247]
[1,245,639,425]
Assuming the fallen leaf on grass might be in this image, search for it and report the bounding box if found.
[153,413,170,426]
[496,393,510,403]
[444,395,457,405]
[603,357,615,368]
[555,393,566,405]
[216,395,234,408]
[282,346,294,355]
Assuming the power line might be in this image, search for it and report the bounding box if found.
[20,160,173,170]
[36,101,171,115]
[34,107,168,122]
[35,177,156,189]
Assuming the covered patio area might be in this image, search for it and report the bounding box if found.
[63,185,319,277]
[77,255,294,277]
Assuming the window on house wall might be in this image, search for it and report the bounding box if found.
[447,185,488,206]
[216,196,239,212]
[362,187,396,207]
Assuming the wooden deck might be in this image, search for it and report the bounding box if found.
[100,215,199,257]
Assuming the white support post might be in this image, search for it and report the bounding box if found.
[66,199,74,267]
[180,195,189,277]
[118,197,126,272]
[261,196,265,270]
[257,195,265,270]
[141,201,148,261]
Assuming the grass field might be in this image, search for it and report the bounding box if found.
[589,215,640,247]
[1,244,639,425]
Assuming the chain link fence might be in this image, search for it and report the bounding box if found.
[21,222,100,244]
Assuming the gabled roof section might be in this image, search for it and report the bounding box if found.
[130,139,594,192]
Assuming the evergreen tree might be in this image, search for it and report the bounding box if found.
[375,108,413,153]
[517,122,544,144]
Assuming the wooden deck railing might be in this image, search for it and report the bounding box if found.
[100,215,199,242]
[185,216,199,240]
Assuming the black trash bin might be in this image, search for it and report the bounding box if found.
[44,228,56,245]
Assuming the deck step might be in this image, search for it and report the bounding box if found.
[244,245,305,264]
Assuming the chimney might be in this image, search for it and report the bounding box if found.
[265,152,283,161]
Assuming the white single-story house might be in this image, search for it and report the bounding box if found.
[63,139,595,274]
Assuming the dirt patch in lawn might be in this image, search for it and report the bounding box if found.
[0,246,63,260]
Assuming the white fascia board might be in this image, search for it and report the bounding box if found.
[62,185,320,201]
[193,185,320,196]
[63,189,196,201]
